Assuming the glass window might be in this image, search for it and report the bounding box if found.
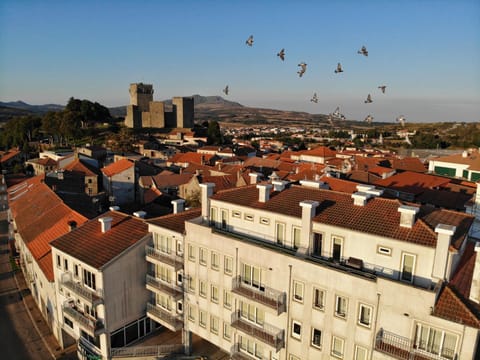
[223,290,232,309]
[354,345,368,360]
[156,264,172,283]
[188,305,196,322]
[331,336,345,358]
[64,258,68,271]
[210,315,219,334]
[56,255,61,267]
[293,280,304,302]
[414,323,458,359]
[311,328,322,348]
[211,251,219,270]
[188,276,196,293]
[199,247,207,265]
[335,295,348,318]
[293,227,301,249]
[401,253,416,282]
[188,244,195,261]
[223,322,231,340]
[242,263,263,290]
[199,280,207,298]
[291,320,302,339]
[240,302,264,326]
[211,285,219,303]
[332,236,343,261]
[312,232,323,257]
[276,222,285,245]
[199,310,207,328]
[313,288,325,310]
[358,304,373,327]
[224,256,233,275]
[83,269,96,290]
[158,235,171,254]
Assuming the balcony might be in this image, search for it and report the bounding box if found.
[230,343,270,360]
[231,310,284,352]
[145,274,183,300]
[63,301,104,336]
[145,245,183,271]
[375,329,456,360]
[78,337,102,360]
[146,302,183,332]
[61,273,103,305]
[231,276,286,315]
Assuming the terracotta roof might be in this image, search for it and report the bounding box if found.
[211,185,472,249]
[101,159,133,177]
[301,146,337,158]
[374,171,451,195]
[433,285,480,328]
[169,152,214,165]
[64,158,97,176]
[147,208,201,234]
[368,166,394,176]
[416,189,472,211]
[450,241,476,298]
[288,168,325,182]
[344,170,381,184]
[354,156,388,170]
[38,252,54,281]
[319,175,359,194]
[51,211,149,269]
[432,151,480,170]
[35,157,57,166]
[144,187,163,204]
[153,173,194,188]
[200,174,237,192]
[389,157,427,173]
[0,148,21,163]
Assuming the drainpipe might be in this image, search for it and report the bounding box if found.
[370,292,381,360]
[284,264,293,359]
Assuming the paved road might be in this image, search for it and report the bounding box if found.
[0,217,52,360]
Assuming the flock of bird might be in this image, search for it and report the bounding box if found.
[222,35,407,127]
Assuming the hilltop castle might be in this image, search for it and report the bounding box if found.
[125,83,194,129]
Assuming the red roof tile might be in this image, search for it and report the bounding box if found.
[389,157,427,173]
[38,252,54,282]
[0,148,21,163]
[147,208,201,233]
[450,242,476,298]
[374,171,450,195]
[433,285,480,328]
[101,159,133,177]
[64,158,97,176]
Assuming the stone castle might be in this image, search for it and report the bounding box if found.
[124,83,194,129]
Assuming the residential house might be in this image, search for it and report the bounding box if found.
[101,159,135,205]
[428,149,480,181]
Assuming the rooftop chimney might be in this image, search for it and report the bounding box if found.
[300,179,325,189]
[67,220,77,232]
[299,200,320,256]
[257,183,273,203]
[356,184,384,197]
[171,199,185,214]
[109,206,120,211]
[433,224,456,280]
[398,205,419,228]
[272,180,288,192]
[351,192,372,206]
[200,183,215,221]
[99,217,113,233]
[133,211,147,219]
[249,172,261,185]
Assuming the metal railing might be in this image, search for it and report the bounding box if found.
[230,343,270,360]
[231,276,286,314]
[146,274,183,299]
[375,329,456,360]
[145,245,184,270]
[61,273,103,305]
[146,302,183,331]
[111,344,183,358]
[231,311,284,352]
[63,302,104,335]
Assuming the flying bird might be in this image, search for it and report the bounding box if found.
[223,85,229,96]
[364,94,373,103]
[246,35,254,47]
[364,115,374,124]
[277,48,285,61]
[357,46,368,57]
[378,85,387,94]
[334,63,343,73]
[297,62,307,77]
[310,93,318,103]
[331,106,346,120]
[396,115,406,127]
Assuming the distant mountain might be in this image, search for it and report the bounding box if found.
[0,101,64,113]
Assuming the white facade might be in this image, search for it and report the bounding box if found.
[102,165,135,205]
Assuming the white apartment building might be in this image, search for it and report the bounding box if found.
[172,182,480,360]
[50,210,155,360]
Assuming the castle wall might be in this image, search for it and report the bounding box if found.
[172,96,194,128]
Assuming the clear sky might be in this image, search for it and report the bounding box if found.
[1,0,479,123]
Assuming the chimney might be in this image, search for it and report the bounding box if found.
[272,180,288,192]
[433,224,456,280]
[133,211,147,219]
[257,183,272,203]
[200,183,215,221]
[470,242,480,304]
[300,179,324,189]
[172,199,185,214]
[249,172,260,185]
[398,205,419,228]
[99,217,113,233]
[299,200,319,255]
[67,220,77,232]
[356,184,384,197]
[109,206,120,211]
[351,192,372,206]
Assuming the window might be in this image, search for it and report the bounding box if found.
[210,207,217,226]
[176,241,183,256]
[199,280,207,298]
[240,302,264,326]
[83,269,96,290]
[242,263,263,290]
[188,305,196,322]
[156,293,171,311]
[244,213,254,221]
[358,304,373,327]
[232,210,241,218]
[293,227,301,250]
[260,217,270,225]
[354,345,368,360]
[64,258,68,271]
[313,288,325,310]
[158,235,171,254]
[291,320,302,340]
[289,356,301,360]
[311,328,322,349]
[223,322,231,340]
[401,253,416,283]
[74,264,79,278]
[199,310,207,328]
[156,264,172,283]
[240,336,263,359]
[56,255,61,268]
[211,285,219,303]
[199,247,207,265]
[188,276,196,293]
[224,256,233,275]
[211,251,219,270]
[331,336,345,358]
[293,280,304,302]
[332,236,343,261]
[220,209,228,229]
[377,245,392,256]
[276,222,285,245]
[414,323,458,359]
[188,244,196,261]
[210,315,219,334]
[223,290,232,309]
[335,295,348,318]
[64,316,73,328]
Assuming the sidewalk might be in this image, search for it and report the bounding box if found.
[13,253,78,359]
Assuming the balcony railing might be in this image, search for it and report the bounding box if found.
[231,311,284,352]
[61,273,103,305]
[63,302,104,335]
[78,337,102,360]
[145,274,183,299]
[110,344,183,358]
[375,329,456,360]
[146,302,183,332]
[230,343,270,360]
[145,245,183,270]
[231,276,286,314]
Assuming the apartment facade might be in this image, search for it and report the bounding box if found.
[175,182,479,360]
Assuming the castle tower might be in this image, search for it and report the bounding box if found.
[172,97,194,128]
[129,83,153,112]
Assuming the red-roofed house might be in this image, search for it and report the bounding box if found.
[298,146,337,164]
[101,158,135,205]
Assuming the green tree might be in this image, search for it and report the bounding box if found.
[207,121,222,145]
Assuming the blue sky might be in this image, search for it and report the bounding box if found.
[0,0,479,123]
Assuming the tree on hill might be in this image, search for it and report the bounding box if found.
[66,97,111,128]
[0,115,42,149]
[207,120,223,145]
